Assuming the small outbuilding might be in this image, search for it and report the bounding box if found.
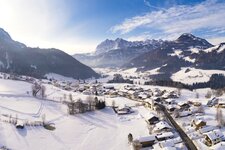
[16,120,24,129]
[145,113,159,125]
[191,119,206,130]
[116,106,133,115]
[156,132,174,141]
[153,121,172,133]
[204,131,220,146]
[137,135,156,147]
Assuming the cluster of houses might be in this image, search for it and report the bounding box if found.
[116,85,179,102]
[161,96,225,148]
[184,117,225,147]
[119,84,225,149]
[207,97,225,108]
[133,112,182,149]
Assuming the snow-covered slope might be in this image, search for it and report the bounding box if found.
[171,67,225,85]
[0,77,151,150]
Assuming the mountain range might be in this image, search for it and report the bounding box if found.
[0,28,99,79]
[73,38,165,67]
[125,33,215,79]
[1,26,224,81]
[74,33,225,80]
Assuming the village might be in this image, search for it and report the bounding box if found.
[1,70,225,150]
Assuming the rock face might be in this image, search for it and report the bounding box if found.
[0,28,99,79]
[73,38,165,67]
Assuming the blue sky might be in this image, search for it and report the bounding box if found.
[0,0,225,54]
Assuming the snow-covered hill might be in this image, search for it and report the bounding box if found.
[171,67,225,85]
[0,27,99,79]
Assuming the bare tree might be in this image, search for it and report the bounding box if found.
[67,102,74,115]
[63,94,67,101]
[15,114,18,124]
[9,114,12,123]
[42,114,46,125]
[216,107,224,128]
[41,85,46,99]
[155,105,161,115]
[77,98,84,113]
[128,133,133,144]
[205,90,212,99]
[32,82,41,97]
[195,92,199,99]
[213,89,224,97]
[220,110,224,127]
[216,107,220,121]
[177,84,183,96]
[69,94,73,102]
[112,100,116,107]
[86,96,94,111]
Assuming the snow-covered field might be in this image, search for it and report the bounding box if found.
[1,67,225,149]
[0,106,150,150]
[0,78,151,150]
[0,79,31,95]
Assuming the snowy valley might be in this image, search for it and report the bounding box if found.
[1,67,225,150]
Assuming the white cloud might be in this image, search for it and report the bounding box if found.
[208,37,225,45]
[144,0,167,11]
[111,0,225,42]
[0,0,96,54]
[127,34,149,41]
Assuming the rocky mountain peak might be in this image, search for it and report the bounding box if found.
[0,28,12,41]
[177,33,198,42]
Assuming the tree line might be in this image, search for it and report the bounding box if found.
[108,74,133,84]
[67,95,106,115]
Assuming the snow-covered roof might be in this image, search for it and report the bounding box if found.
[177,101,188,106]
[144,113,158,120]
[103,85,114,89]
[138,93,148,99]
[218,99,225,104]
[167,105,177,109]
[204,129,224,141]
[154,121,172,131]
[189,106,199,112]
[128,90,135,94]
[145,98,152,103]
[138,135,156,142]
[153,140,176,150]
[179,111,191,116]
[156,132,174,139]
[159,139,175,148]
[162,147,177,150]
[199,125,216,134]
[16,120,24,126]
[165,99,175,103]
